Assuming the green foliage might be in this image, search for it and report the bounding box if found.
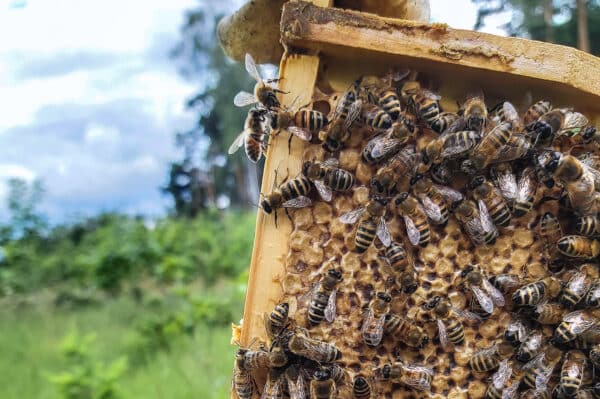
[4,178,47,240]
[0,211,255,295]
[47,330,128,399]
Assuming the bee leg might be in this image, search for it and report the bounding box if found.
[287,133,293,154]
[274,209,279,228]
[285,208,292,223]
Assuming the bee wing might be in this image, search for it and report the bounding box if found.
[228,130,247,154]
[522,352,545,370]
[283,196,312,209]
[564,310,597,334]
[299,283,319,308]
[566,358,583,378]
[340,207,366,224]
[344,99,363,128]
[478,199,498,236]
[361,308,385,345]
[440,141,475,158]
[493,359,512,389]
[517,167,536,202]
[377,218,392,247]
[404,216,421,246]
[454,307,483,324]
[287,126,312,141]
[568,272,590,295]
[560,111,588,135]
[434,184,464,203]
[244,53,262,83]
[483,278,505,307]
[287,372,307,399]
[437,319,449,350]
[314,180,333,202]
[322,158,339,168]
[501,381,519,399]
[472,285,494,314]
[419,195,444,224]
[371,137,402,159]
[490,165,518,202]
[324,290,337,323]
[422,89,441,101]
[534,367,553,392]
[403,365,433,391]
[234,91,258,107]
[261,374,284,399]
[581,162,600,189]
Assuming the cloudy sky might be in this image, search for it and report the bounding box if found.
[0,0,509,223]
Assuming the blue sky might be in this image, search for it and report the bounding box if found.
[0,0,508,223]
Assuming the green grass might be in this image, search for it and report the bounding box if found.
[0,295,237,399]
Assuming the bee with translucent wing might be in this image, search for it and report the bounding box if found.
[303,158,354,202]
[260,172,312,226]
[463,91,488,132]
[362,292,391,346]
[261,369,285,399]
[234,53,285,110]
[470,175,511,227]
[513,166,538,217]
[285,364,307,399]
[304,264,343,326]
[485,359,513,399]
[340,199,391,253]
[229,108,270,163]
[461,265,506,316]
[523,100,552,126]
[490,163,518,209]
[365,117,415,161]
[552,309,600,344]
[516,331,544,362]
[520,346,563,392]
[427,295,480,351]
[528,108,589,145]
[452,199,498,246]
[375,361,434,391]
[559,350,586,397]
[411,174,450,226]
[320,83,363,153]
[269,98,328,143]
[504,318,528,345]
[469,342,514,372]
[394,192,431,247]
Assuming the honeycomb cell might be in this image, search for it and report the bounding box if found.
[313,201,333,224]
[339,148,360,171]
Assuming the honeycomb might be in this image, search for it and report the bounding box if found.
[236,62,600,398]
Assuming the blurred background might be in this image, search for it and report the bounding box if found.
[0,1,597,398]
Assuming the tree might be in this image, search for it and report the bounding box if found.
[165,6,260,216]
[472,0,600,55]
[5,178,46,239]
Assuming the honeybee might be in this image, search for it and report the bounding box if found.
[512,277,562,307]
[371,145,418,196]
[310,369,336,399]
[383,313,429,348]
[576,215,600,237]
[401,80,444,133]
[233,349,255,399]
[262,369,285,399]
[523,100,552,126]
[452,199,498,246]
[463,93,488,132]
[489,163,518,208]
[540,212,563,261]
[420,130,481,168]
[514,166,538,217]
[461,265,506,315]
[307,267,342,326]
[538,151,599,216]
[485,359,513,399]
[557,235,600,259]
[363,104,393,130]
[462,122,513,174]
[469,342,514,372]
[361,137,402,165]
[340,199,391,253]
[520,346,563,392]
[239,346,288,370]
[427,295,480,350]
[492,133,534,164]
[233,53,285,110]
[327,364,346,385]
[552,309,600,344]
[584,280,600,308]
[285,364,307,399]
[430,160,453,185]
[261,182,311,228]
[394,192,431,247]
[382,242,418,294]
[264,302,289,340]
[364,118,415,162]
[362,292,391,346]
[470,175,511,227]
[560,270,592,308]
[302,159,355,202]
[352,375,371,399]
[489,274,520,296]
[288,330,342,363]
[533,302,567,325]
[357,74,404,120]
[436,112,462,134]
[559,350,586,397]
[229,108,269,163]
[375,361,433,391]
[269,105,328,142]
[504,318,528,345]
[528,108,588,144]
[320,85,362,153]
[411,174,450,226]
[517,331,544,362]
[590,344,600,367]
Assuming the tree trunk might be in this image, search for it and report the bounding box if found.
[577,0,590,52]
[543,0,554,43]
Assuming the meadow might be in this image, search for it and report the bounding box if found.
[0,211,254,399]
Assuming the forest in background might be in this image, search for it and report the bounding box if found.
[2,1,600,398]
